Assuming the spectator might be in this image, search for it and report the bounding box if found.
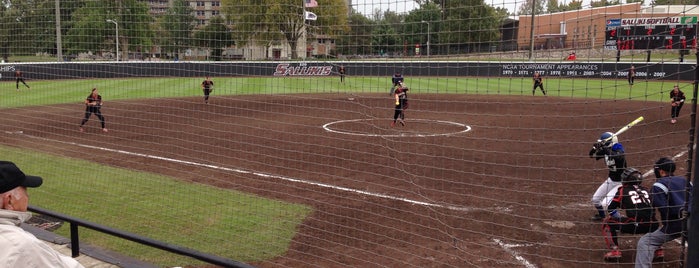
[566,52,577,60]
[0,161,85,268]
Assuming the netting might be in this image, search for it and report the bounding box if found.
[0,0,696,267]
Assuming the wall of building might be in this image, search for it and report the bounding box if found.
[517,3,641,50]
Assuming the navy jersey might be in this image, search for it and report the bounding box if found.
[652,176,692,234]
[607,184,655,222]
[590,143,627,182]
[392,73,404,86]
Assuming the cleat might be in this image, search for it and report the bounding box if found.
[671,119,677,124]
[391,121,396,127]
[102,128,109,133]
[79,127,84,133]
[399,120,405,126]
[604,249,622,261]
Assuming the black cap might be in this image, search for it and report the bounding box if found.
[0,161,43,194]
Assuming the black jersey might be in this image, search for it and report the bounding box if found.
[671,89,686,103]
[607,184,655,222]
[86,94,102,108]
[202,80,214,90]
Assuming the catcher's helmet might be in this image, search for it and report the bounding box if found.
[653,157,676,178]
[621,167,643,185]
[597,132,618,147]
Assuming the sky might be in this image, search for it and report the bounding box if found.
[353,0,594,17]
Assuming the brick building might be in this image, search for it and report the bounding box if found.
[517,4,699,51]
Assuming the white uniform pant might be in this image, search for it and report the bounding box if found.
[591,177,622,207]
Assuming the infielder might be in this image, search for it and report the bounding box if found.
[391,82,408,127]
[389,71,404,95]
[79,87,107,133]
[670,85,685,124]
[589,131,627,221]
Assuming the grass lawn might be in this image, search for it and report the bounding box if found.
[1,146,312,266]
[0,76,679,109]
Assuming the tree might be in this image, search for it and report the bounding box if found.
[157,0,196,59]
[223,0,348,59]
[565,0,583,10]
[0,0,83,61]
[590,0,620,8]
[66,0,153,60]
[440,0,505,53]
[547,0,563,13]
[517,0,545,15]
[193,16,234,61]
[336,12,374,56]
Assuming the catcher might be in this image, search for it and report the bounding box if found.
[670,85,685,124]
[202,76,214,104]
[532,72,546,96]
[601,167,658,261]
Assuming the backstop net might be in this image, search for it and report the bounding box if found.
[0,0,696,267]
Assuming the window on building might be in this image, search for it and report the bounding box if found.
[197,1,205,6]
[212,10,219,16]
[212,1,220,6]
[197,10,205,16]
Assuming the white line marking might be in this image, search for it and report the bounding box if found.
[493,238,537,268]
[322,119,472,137]
[9,131,482,212]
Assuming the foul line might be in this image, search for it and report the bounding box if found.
[493,238,537,268]
[9,130,534,266]
[6,130,478,212]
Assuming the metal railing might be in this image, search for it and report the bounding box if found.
[28,205,255,268]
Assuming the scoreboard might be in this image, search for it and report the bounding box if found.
[605,17,697,50]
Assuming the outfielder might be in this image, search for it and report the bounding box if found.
[201,76,214,104]
[532,72,546,96]
[589,131,627,221]
[15,69,30,91]
[601,167,658,262]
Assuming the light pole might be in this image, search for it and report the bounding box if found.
[421,20,430,57]
[106,19,119,61]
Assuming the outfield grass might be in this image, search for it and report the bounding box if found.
[0,76,680,109]
[0,146,312,266]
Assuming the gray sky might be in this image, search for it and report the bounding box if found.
[353,0,595,16]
